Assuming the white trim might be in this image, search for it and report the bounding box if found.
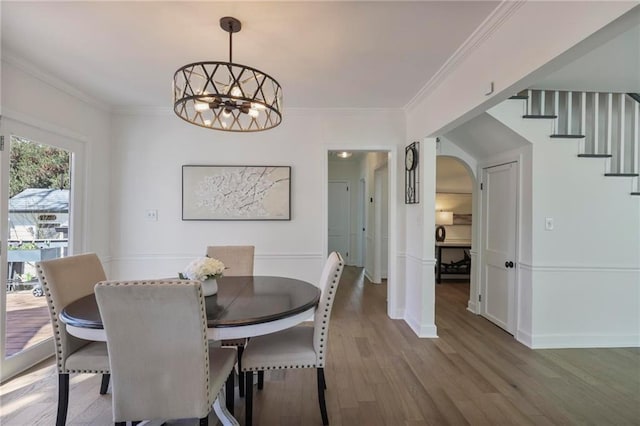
[529,333,640,349]
[2,51,110,112]
[115,106,406,116]
[518,262,639,272]
[405,252,437,266]
[208,307,315,341]
[516,329,533,348]
[66,325,106,342]
[466,300,478,314]
[404,0,526,111]
[2,108,90,143]
[109,252,324,262]
[406,315,438,338]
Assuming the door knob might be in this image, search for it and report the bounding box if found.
[505,261,514,268]
[505,261,509,268]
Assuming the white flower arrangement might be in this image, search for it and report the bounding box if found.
[182,257,225,281]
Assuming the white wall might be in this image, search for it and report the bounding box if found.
[403,1,636,342]
[110,108,405,302]
[488,99,640,348]
[1,58,112,263]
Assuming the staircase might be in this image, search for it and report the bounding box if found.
[514,89,640,196]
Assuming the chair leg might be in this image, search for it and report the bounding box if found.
[100,373,110,394]
[115,423,126,426]
[320,368,327,390]
[225,369,235,415]
[257,370,264,390]
[317,368,329,425]
[245,371,254,426]
[237,345,245,397]
[199,414,208,426]
[57,374,69,426]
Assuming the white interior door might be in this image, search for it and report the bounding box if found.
[328,181,350,261]
[481,162,518,334]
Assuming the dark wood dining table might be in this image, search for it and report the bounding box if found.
[60,276,321,342]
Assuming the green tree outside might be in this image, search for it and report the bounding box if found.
[9,136,70,198]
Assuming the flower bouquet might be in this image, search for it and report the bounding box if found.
[180,257,225,296]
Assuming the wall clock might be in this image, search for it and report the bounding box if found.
[405,142,419,204]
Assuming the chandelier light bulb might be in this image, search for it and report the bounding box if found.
[204,119,212,126]
[248,108,260,118]
[194,102,210,112]
[230,86,242,97]
[251,102,266,110]
[222,108,232,118]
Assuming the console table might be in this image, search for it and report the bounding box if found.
[435,241,471,283]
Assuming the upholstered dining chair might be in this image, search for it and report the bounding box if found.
[206,245,255,396]
[206,245,254,277]
[35,253,111,426]
[241,252,344,426]
[94,280,238,426]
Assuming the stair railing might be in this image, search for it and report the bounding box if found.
[525,89,639,178]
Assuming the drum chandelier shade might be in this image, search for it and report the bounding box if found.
[173,17,283,132]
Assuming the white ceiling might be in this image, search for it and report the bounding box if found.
[1,1,499,109]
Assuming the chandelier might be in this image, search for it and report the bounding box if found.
[173,17,283,132]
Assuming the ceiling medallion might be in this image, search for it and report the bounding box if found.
[173,17,283,132]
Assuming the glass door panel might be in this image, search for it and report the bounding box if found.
[5,135,71,357]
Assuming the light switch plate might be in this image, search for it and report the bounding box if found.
[146,209,158,221]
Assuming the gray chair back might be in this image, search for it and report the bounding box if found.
[36,253,107,373]
[206,245,255,276]
[95,280,213,422]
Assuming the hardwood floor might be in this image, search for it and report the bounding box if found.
[1,266,639,425]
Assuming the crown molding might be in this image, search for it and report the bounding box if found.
[2,50,111,112]
[404,0,526,112]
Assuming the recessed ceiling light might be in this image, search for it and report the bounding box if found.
[337,152,352,159]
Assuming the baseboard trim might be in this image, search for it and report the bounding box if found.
[518,262,639,272]
[529,333,640,349]
[406,315,438,338]
[466,300,478,314]
[516,329,533,348]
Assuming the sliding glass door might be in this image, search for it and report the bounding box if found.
[0,117,85,382]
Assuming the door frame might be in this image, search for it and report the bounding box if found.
[373,164,388,283]
[477,156,521,337]
[323,147,398,318]
[0,114,87,382]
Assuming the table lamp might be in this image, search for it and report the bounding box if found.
[435,211,453,242]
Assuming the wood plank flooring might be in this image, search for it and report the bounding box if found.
[1,266,639,425]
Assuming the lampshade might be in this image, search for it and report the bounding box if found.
[173,17,283,132]
[435,211,454,225]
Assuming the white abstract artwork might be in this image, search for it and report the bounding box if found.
[182,166,291,220]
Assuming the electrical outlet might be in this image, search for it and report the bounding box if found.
[146,209,158,221]
[545,217,554,231]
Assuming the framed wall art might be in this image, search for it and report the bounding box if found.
[182,165,291,220]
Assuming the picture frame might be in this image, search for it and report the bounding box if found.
[182,165,291,221]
